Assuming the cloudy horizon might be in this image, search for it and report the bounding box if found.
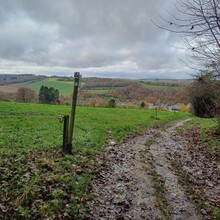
[0,0,192,79]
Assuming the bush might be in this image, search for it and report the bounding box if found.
[188,76,220,134]
[140,102,145,108]
[108,98,116,108]
[188,78,216,118]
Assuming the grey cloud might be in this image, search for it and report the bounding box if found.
[0,0,190,78]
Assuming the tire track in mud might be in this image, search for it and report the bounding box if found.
[86,120,203,220]
[149,121,203,220]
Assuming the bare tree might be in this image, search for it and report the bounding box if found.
[154,0,220,78]
[155,0,220,133]
[16,87,36,103]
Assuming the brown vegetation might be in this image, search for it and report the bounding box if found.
[55,80,188,109]
[16,87,37,103]
[83,77,132,89]
[0,77,188,109]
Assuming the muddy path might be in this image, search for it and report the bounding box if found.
[85,120,213,219]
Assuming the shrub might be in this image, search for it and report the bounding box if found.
[188,76,220,134]
[140,102,145,108]
[188,78,216,118]
[108,98,116,108]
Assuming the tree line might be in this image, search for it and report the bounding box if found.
[0,85,60,104]
[0,74,45,85]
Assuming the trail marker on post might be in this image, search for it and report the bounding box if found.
[62,72,81,153]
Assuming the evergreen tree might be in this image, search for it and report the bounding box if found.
[54,89,59,103]
[39,85,45,103]
[39,86,59,104]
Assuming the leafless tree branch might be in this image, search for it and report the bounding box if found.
[154,0,220,78]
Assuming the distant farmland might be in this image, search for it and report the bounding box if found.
[29,78,112,96]
[0,76,189,105]
[29,78,75,95]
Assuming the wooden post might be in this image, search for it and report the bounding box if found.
[62,115,69,152]
[66,72,80,153]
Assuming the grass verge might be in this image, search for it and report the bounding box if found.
[177,117,220,157]
[175,117,220,219]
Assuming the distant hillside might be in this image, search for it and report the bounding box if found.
[139,79,192,86]
[82,77,132,89]
[57,76,188,90]
[0,74,45,85]
[0,76,189,107]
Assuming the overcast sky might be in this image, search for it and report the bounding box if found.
[0,0,191,79]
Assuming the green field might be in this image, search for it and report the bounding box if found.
[139,81,181,90]
[0,101,190,153]
[29,78,111,96]
[29,78,75,96]
[0,101,198,218]
[81,89,110,94]
[19,77,184,96]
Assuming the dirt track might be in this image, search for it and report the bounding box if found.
[86,120,219,220]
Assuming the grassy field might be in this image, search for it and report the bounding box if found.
[0,78,75,96]
[29,78,111,96]
[29,78,74,96]
[139,81,181,90]
[81,88,110,94]
[0,101,191,219]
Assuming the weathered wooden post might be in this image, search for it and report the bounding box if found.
[62,115,69,152]
[155,106,158,118]
[66,72,81,153]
